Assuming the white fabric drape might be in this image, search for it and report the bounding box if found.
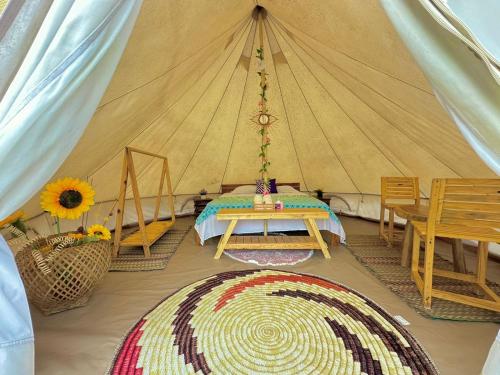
[482,329,500,375]
[426,0,500,83]
[0,236,34,375]
[380,0,500,174]
[0,0,143,221]
[0,1,142,373]
[0,0,53,100]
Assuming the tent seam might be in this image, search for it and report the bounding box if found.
[86,18,252,180]
[267,18,362,194]
[220,21,257,189]
[269,15,434,96]
[172,28,252,192]
[265,25,309,191]
[128,19,254,191]
[270,17,410,185]
[96,15,251,110]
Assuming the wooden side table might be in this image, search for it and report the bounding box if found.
[193,196,212,219]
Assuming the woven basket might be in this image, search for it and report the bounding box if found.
[15,237,111,315]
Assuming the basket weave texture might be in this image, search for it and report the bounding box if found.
[15,238,111,315]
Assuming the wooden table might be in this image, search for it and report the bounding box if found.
[214,208,331,259]
[394,205,466,272]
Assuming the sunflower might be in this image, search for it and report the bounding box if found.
[87,224,111,241]
[40,178,95,220]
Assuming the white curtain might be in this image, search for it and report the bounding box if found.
[0,0,54,99]
[0,236,34,375]
[0,0,143,220]
[380,0,500,174]
[0,1,142,373]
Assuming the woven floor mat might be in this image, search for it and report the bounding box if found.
[346,235,500,322]
[110,227,191,272]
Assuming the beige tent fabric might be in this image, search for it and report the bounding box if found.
[23,0,495,223]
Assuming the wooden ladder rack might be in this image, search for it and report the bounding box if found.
[113,147,175,258]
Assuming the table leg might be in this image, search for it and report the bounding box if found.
[476,242,488,284]
[214,219,237,259]
[401,222,413,268]
[451,239,467,273]
[308,218,330,259]
[388,208,395,246]
[304,220,314,237]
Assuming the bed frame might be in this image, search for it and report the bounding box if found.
[220,182,301,194]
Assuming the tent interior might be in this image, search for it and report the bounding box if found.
[0,0,499,374]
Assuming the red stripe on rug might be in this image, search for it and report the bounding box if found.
[113,319,146,375]
[214,274,346,311]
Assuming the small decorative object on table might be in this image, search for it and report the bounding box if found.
[254,192,274,211]
[275,200,284,210]
[15,177,111,315]
[314,189,324,199]
[199,188,208,200]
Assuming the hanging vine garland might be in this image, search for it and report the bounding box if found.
[251,17,277,190]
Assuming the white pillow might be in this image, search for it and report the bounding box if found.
[230,185,257,194]
[277,185,302,194]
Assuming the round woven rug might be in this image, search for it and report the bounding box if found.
[225,249,313,266]
[110,270,438,375]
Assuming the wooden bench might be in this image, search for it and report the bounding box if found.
[214,208,331,259]
[411,178,500,312]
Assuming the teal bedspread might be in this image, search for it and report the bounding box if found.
[195,195,340,225]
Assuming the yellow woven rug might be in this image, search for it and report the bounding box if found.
[109,269,438,374]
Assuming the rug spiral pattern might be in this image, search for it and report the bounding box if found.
[110,270,438,374]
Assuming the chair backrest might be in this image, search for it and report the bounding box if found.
[381,177,420,205]
[427,178,500,232]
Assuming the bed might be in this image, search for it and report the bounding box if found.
[194,183,346,245]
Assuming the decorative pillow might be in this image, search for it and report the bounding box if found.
[269,178,278,194]
[256,179,267,194]
[256,179,278,194]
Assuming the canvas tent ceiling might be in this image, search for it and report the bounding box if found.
[16,0,497,221]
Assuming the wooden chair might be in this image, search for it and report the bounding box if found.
[411,178,500,312]
[379,177,420,245]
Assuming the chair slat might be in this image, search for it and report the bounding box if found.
[443,202,500,212]
[440,217,500,229]
[441,209,500,221]
[445,186,500,194]
[439,179,500,229]
[444,194,500,203]
[445,178,500,186]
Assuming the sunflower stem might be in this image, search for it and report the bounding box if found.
[56,218,61,235]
